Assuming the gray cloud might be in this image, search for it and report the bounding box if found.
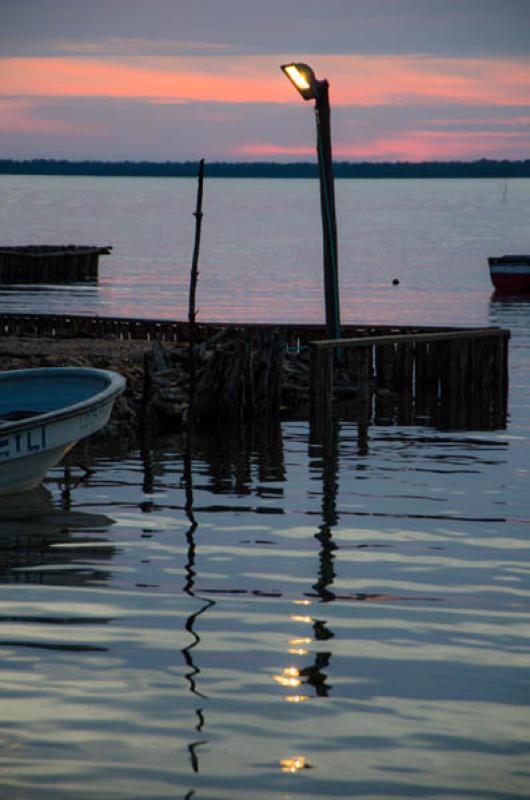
[2,1,528,161]
[2,0,529,57]
[1,95,528,161]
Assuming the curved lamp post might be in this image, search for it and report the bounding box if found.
[280,62,341,342]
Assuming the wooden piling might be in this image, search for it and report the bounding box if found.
[187,158,205,424]
[310,344,334,437]
[356,346,371,455]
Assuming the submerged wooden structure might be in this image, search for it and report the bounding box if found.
[0,312,510,434]
[310,327,510,434]
[0,246,112,283]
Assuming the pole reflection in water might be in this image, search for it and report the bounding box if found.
[181,424,215,778]
[140,433,154,498]
[274,416,338,709]
[280,614,333,692]
[309,416,339,603]
[192,419,286,501]
[302,416,340,696]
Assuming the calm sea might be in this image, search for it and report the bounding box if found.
[1,175,530,799]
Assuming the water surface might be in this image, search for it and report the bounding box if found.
[1,175,529,326]
[1,176,530,799]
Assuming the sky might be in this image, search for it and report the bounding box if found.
[1,0,529,162]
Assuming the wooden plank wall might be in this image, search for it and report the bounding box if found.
[310,328,510,432]
[0,247,110,283]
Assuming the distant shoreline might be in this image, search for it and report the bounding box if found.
[1,158,529,179]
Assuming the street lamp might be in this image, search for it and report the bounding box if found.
[281,62,341,342]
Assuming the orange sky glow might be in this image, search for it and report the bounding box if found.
[2,54,530,106]
[1,51,529,160]
[243,131,530,161]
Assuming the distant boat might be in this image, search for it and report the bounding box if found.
[0,367,125,496]
[488,255,530,293]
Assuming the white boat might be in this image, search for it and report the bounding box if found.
[0,367,125,496]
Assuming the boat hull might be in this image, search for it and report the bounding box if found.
[0,367,125,496]
[3,444,78,495]
[489,256,530,293]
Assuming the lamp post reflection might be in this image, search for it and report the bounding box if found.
[309,416,340,603]
[273,415,340,702]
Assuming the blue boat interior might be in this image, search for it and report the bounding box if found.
[0,409,44,422]
[0,371,110,425]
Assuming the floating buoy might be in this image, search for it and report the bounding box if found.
[392,278,400,286]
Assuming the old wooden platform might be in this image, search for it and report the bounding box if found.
[0,312,510,433]
[310,327,510,433]
[0,246,112,283]
[0,311,476,343]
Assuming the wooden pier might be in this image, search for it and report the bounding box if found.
[0,246,112,283]
[0,312,510,434]
[310,327,510,432]
[0,311,489,345]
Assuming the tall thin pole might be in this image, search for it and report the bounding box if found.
[185,158,205,523]
[314,82,341,343]
[188,158,205,422]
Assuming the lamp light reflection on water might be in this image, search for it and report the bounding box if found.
[280,756,312,773]
[273,666,302,688]
[283,667,299,677]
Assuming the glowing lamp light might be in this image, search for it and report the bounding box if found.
[280,63,319,100]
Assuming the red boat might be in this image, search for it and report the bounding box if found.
[488,255,530,293]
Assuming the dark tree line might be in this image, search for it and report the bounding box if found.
[0,158,529,178]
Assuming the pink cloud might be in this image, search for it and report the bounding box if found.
[1,54,529,107]
[241,130,530,161]
[1,51,529,161]
[355,130,530,160]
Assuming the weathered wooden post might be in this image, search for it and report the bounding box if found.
[310,342,334,441]
[185,158,205,523]
[187,158,205,425]
[357,345,371,455]
[314,80,341,343]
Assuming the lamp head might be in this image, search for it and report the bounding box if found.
[280,62,321,101]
